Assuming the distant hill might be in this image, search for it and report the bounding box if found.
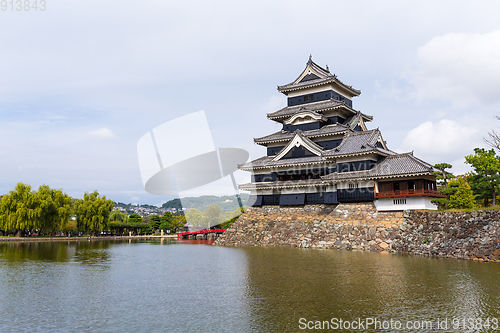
[162,193,250,212]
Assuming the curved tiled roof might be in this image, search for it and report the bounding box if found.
[254,123,350,145]
[268,99,360,120]
[323,129,390,157]
[239,155,329,170]
[278,76,361,96]
[321,153,435,181]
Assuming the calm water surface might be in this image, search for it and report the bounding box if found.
[1,240,500,332]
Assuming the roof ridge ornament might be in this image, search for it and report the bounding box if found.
[309,54,312,62]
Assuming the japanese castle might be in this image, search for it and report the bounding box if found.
[239,56,444,211]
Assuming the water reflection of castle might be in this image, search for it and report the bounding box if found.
[239,57,444,211]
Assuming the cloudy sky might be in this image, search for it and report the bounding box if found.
[1,0,500,205]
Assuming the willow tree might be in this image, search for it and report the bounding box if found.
[74,191,114,235]
[0,183,39,236]
[36,185,74,235]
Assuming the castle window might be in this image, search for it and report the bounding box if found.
[348,183,359,189]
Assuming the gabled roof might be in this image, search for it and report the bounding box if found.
[323,129,391,158]
[346,112,368,131]
[254,123,350,145]
[321,152,435,181]
[277,56,361,97]
[267,99,373,122]
[273,130,324,161]
[283,111,327,125]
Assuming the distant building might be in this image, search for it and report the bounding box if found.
[239,57,444,211]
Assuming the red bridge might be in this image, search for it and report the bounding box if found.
[177,229,226,240]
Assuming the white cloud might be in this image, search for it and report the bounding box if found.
[401,119,478,159]
[87,127,117,139]
[263,95,286,113]
[411,30,500,107]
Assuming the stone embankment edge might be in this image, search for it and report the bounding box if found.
[214,203,500,263]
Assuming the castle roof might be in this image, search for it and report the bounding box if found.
[242,129,393,170]
[277,56,361,97]
[323,129,391,157]
[267,99,372,122]
[321,153,435,181]
[239,155,327,171]
[254,123,350,145]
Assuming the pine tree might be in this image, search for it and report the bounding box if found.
[431,163,455,209]
[465,148,500,207]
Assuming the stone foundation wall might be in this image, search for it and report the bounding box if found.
[214,204,500,262]
[214,203,405,251]
[392,210,500,262]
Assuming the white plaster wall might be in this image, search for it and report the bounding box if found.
[336,180,374,189]
[287,85,351,99]
[251,163,337,175]
[281,186,334,194]
[374,197,438,211]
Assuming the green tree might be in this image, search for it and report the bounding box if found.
[465,148,500,206]
[158,212,173,231]
[185,208,203,230]
[204,204,223,228]
[110,210,128,223]
[128,213,142,224]
[171,215,186,232]
[36,185,74,235]
[431,163,456,209]
[74,191,114,235]
[0,183,40,236]
[448,177,476,209]
[149,214,161,231]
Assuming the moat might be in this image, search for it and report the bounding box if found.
[1,240,500,332]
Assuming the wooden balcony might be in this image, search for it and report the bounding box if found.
[374,189,445,199]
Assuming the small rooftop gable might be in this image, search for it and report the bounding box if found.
[292,55,332,85]
[277,56,361,97]
[273,130,324,161]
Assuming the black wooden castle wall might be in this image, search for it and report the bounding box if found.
[251,168,336,182]
[248,188,374,206]
[249,191,338,206]
[287,90,353,108]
